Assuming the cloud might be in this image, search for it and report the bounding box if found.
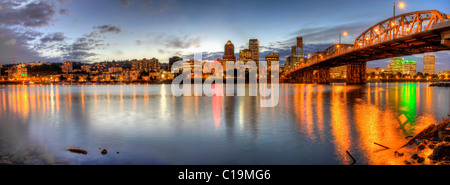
[182,51,223,61]
[120,0,132,7]
[0,27,42,63]
[59,0,72,4]
[40,32,66,43]
[60,36,104,61]
[0,1,56,27]
[289,21,370,45]
[59,8,70,15]
[85,31,99,38]
[142,0,174,15]
[93,25,122,34]
[152,33,202,49]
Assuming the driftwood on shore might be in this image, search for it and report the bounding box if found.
[401,118,450,149]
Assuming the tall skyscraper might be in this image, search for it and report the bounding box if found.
[248,39,259,63]
[291,46,296,56]
[423,54,435,75]
[223,40,236,76]
[223,40,236,62]
[296,37,303,56]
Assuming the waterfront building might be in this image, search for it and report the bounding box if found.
[388,58,403,74]
[109,67,123,73]
[8,65,28,80]
[248,39,259,63]
[439,70,450,78]
[366,67,383,75]
[149,58,159,71]
[131,60,139,71]
[81,65,91,73]
[61,61,73,74]
[423,54,435,75]
[402,60,417,75]
[130,58,160,72]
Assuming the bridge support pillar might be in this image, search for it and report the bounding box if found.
[347,61,366,84]
[304,69,314,83]
[292,75,298,83]
[318,68,330,84]
[299,71,305,83]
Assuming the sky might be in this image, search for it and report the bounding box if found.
[0,0,449,72]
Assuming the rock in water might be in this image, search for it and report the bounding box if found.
[101,149,108,155]
[428,142,450,162]
[67,147,88,155]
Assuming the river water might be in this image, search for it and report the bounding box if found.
[0,83,448,165]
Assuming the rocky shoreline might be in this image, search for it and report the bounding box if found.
[397,117,450,165]
[429,82,450,87]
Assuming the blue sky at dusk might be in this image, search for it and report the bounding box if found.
[0,0,449,72]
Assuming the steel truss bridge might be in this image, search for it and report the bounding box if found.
[283,10,450,84]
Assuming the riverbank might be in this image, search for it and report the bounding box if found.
[397,117,450,165]
[1,79,449,85]
[429,82,450,87]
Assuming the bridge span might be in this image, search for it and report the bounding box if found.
[282,10,450,84]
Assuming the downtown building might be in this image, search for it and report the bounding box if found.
[387,58,403,74]
[248,39,259,64]
[285,37,305,70]
[239,49,253,63]
[402,60,417,75]
[423,54,435,75]
[222,40,236,77]
[265,53,279,72]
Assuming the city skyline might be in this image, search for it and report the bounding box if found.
[0,0,449,72]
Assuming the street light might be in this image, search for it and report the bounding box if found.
[339,31,348,44]
[394,1,406,17]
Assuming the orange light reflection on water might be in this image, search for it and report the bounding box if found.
[212,84,223,130]
[330,85,352,164]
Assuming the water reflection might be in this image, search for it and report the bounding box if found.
[330,85,352,164]
[0,83,448,164]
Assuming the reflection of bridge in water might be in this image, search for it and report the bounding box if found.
[282,10,450,84]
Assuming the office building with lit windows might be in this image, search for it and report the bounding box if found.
[423,54,435,75]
